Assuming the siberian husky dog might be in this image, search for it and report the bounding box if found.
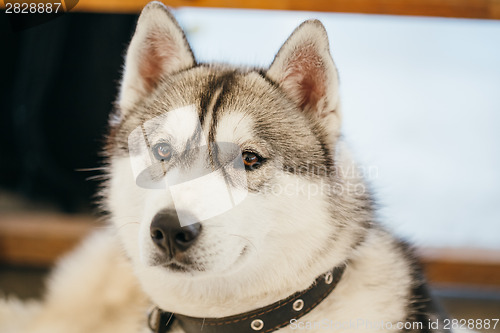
[0,2,455,333]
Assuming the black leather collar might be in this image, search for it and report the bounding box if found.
[148,265,346,333]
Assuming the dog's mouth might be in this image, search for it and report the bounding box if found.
[153,257,204,273]
[149,245,250,274]
[162,261,191,272]
[152,253,203,273]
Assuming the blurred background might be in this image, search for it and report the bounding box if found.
[1,0,499,331]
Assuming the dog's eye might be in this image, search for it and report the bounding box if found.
[242,151,262,170]
[152,143,172,162]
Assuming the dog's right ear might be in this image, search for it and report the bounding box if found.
[118,2,195,112]
[267,20,341,140]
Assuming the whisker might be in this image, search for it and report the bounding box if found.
[76,167,108,172]
[229,233,258,253]
[117,221,141,230]
[86,175,109,181]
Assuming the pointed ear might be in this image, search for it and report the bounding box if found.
[118,2,195,111]
[267,20,341,136]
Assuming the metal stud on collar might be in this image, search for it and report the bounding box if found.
[325,271,334,284]
[251,319,264,331]
[293,299,304,311]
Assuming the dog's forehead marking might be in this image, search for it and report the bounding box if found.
[199,72,235,125]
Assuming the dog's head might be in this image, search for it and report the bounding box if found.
[105,2,369,314]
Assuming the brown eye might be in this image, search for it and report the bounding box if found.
[152,143,172,162]
[242,151,263,170]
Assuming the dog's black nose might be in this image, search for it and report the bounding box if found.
[150,209,201,255]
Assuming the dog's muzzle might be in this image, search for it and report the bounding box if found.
[150,209,201,257]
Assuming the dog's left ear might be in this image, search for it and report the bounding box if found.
[118,2,195,112]
[267,20,341,137]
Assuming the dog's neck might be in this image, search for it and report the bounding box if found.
[137,250,350,317]
[148,265,347,333]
